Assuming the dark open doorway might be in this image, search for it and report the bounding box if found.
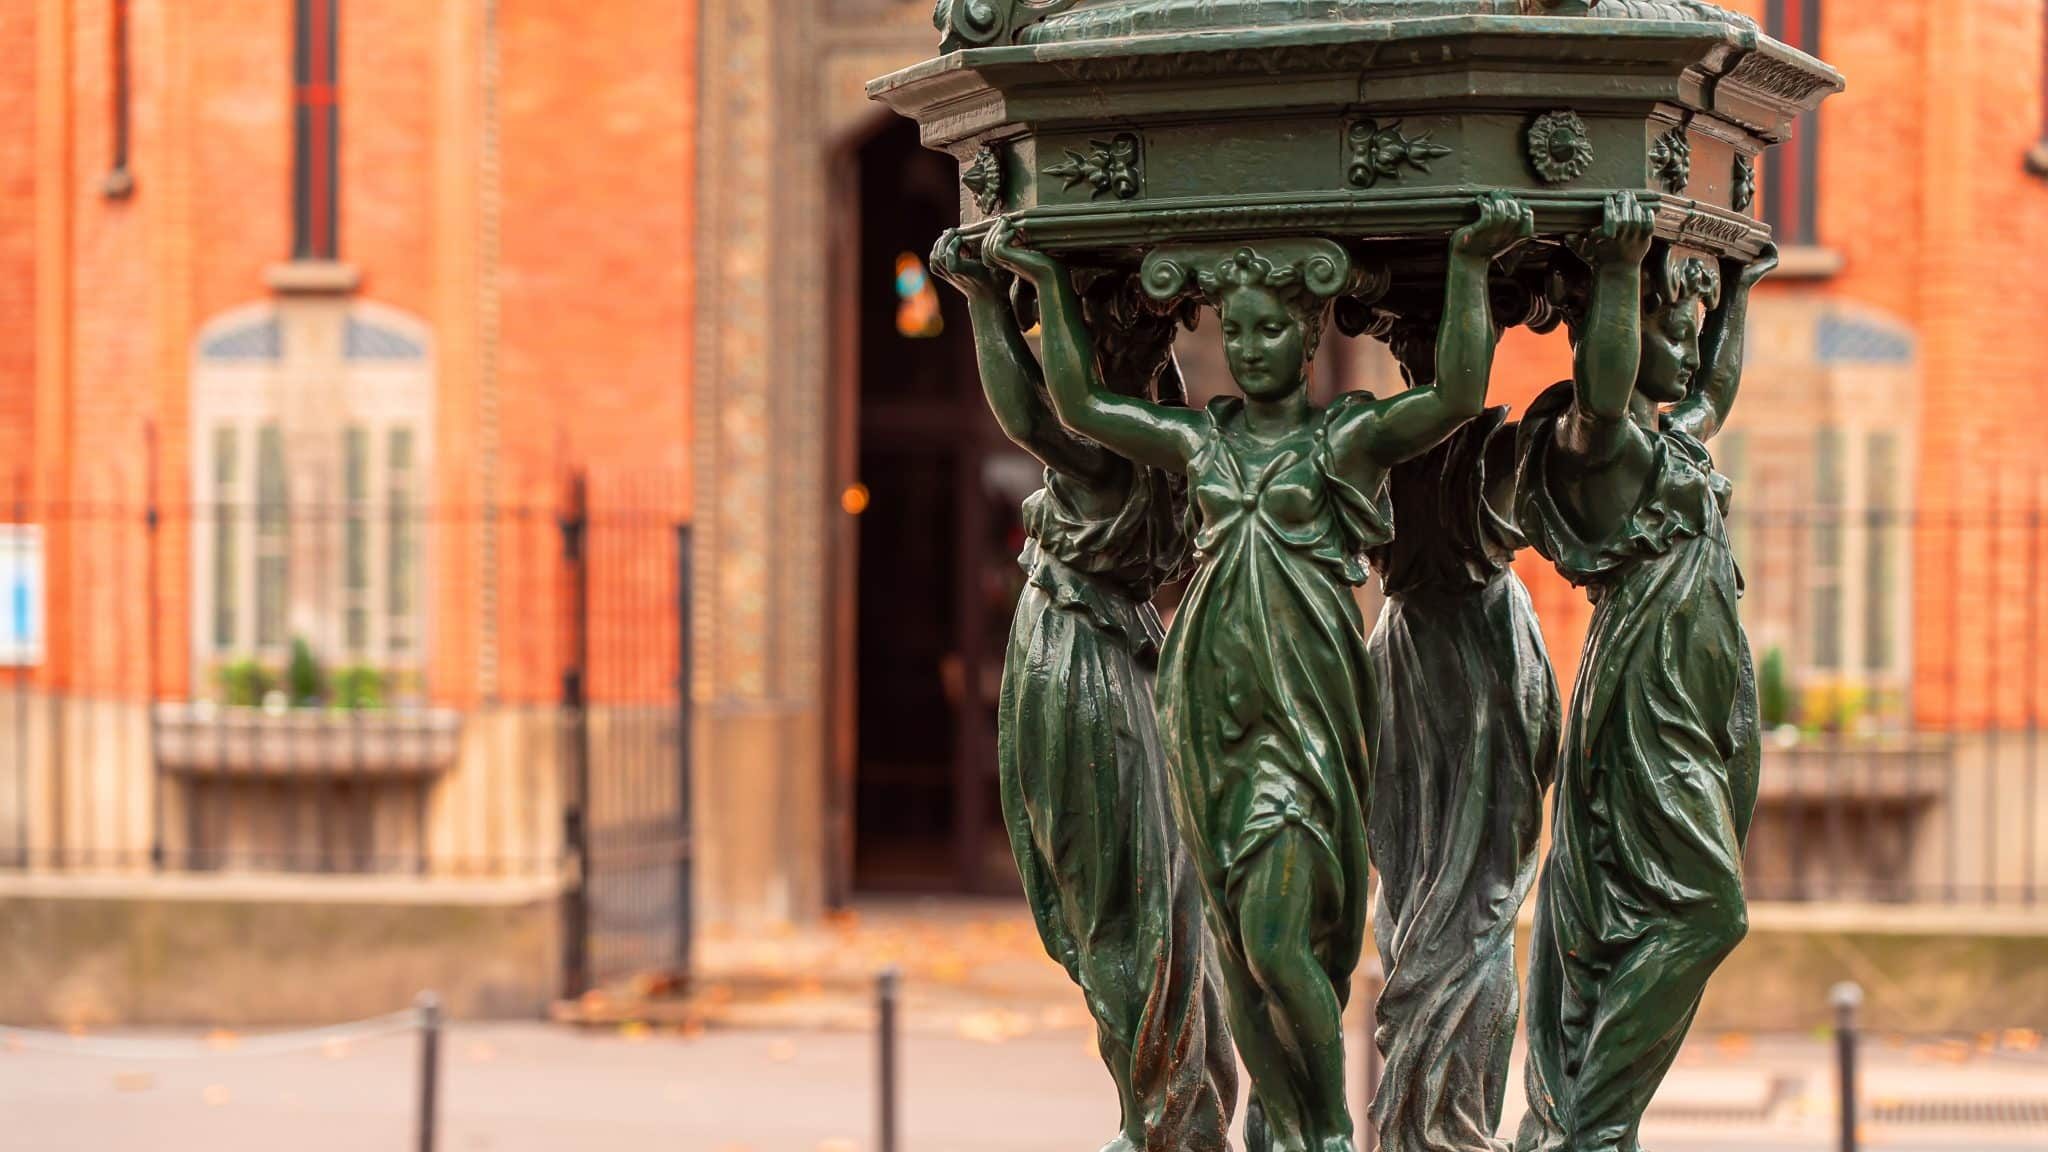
[831,116,1027,896]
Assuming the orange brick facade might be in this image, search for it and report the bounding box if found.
[1481,0,2048,730]
[4,1,697,708]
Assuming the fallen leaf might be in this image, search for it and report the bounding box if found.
[203,1084,232,1107]
[111,1071,153,1093]
[621,1021,652,1042]
[205,1030,239,1052]
[2003,1028,2041,1052]
[768,1039,798,1063]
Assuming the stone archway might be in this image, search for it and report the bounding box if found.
[691,0,944,927]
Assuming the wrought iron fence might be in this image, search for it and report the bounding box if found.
[1,475,2045,930]
[0,474,694,992]
[1719,498,2048,906]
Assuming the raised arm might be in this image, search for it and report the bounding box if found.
[929,230,1112,481]
[1667,242,1777,443]
[983,219,1204,473]
[1570,192,1656,424]
[1330,194,1532,478]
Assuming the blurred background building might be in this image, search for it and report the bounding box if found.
[1,0,2046,1026]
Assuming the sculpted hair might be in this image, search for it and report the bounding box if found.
[1200,249,1331,359]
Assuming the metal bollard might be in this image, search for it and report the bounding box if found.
[1831,981,1863,1152]
[416,991,442,1152]
[878,967,901,1152]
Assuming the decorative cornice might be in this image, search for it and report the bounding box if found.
[995,190,1773,259]
[1674,207,1750,249]
[1723,49,1840,108]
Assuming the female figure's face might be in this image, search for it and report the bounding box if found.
[1637,301,1702,404]
[1219,287,1310,402]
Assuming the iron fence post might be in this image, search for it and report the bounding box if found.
[144,423,163,871]
[879,967,901,1152]
[1832,981,1863,1152]
[416,990,442,1152]
[675,522,695,984]
[559,475,591,1000]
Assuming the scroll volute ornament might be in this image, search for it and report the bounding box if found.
[934,0,1085,52]
[1140,239,1379,309]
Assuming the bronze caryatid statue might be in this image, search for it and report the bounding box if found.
[986,200,1527,1152]
[873,4,1837,1150]
[933,230,1238,1152]
[1515,193,1777,1152]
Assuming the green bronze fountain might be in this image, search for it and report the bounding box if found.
[874,4,1840,1151]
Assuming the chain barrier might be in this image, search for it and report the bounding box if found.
[0,1008,419,1061]
[1,992,443,1152]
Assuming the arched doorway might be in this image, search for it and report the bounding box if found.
[828,115,1028,896]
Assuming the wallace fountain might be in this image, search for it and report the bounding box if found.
[870,3,1842,1151]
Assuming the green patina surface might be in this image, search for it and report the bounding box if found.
[888,4,1842,1151]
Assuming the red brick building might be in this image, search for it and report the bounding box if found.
[0,1,702,1016]
[3,2,2048,1021]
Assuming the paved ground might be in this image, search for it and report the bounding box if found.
[6,1021,2047,1151]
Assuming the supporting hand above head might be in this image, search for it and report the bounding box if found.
[1567,192,1656,425]
[1574,190,1657,270]
[930,228,998,298]
[983,217,1061,285]
[1724,241,1779,297]
[1452,192,1536,263]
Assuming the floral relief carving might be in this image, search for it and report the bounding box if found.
[1732,155,1756,212]
[1651,125,1692,193]
[1346,120,1453,189]
[1527,110,1594,184]
[1043,133,1144,200]
[962,146,1004,215]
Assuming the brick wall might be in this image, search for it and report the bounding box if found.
[1488,0,2048,728]
[0,6,35,495]
[15,0,699,708]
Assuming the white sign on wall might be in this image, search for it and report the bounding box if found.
[0,526,44,666]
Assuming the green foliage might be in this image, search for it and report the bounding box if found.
[287,637,325,706]
[216,659,274,709]
[1758,647,1792,729]
[330,665,386,712]
[1800,681,1871,737]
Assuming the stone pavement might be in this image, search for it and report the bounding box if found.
[8,898,2048,1150]
[5,1021,2047,1151]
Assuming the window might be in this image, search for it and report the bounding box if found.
[103,0,134,198]
[2033,2,2048,175]
[255,425,290,649]
[386,428,417,654]
[1764,0,1822,246]
[292,0,340,259]
[1810,426,1843,670]
[212,428,238,650]
[1863,433,1897,672]
[1718,430,1752,565]
[344,426,369,652]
